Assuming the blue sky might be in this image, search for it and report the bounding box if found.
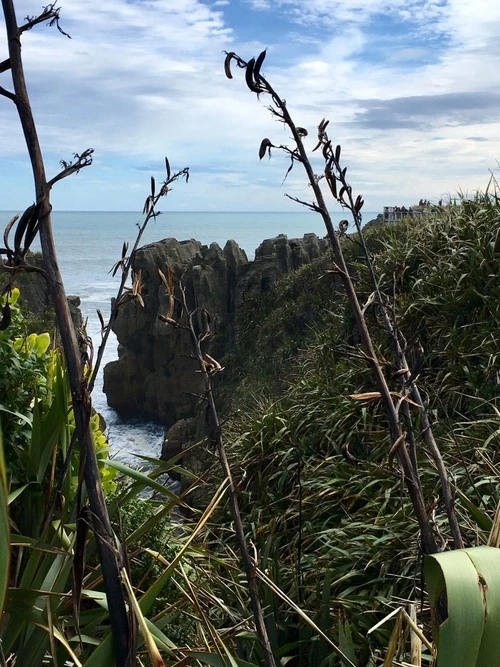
[0,0,499,213]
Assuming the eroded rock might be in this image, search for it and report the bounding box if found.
[104,233,327,427]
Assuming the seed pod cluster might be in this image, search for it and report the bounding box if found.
[245,50,267,93]
[312,118,330,152]
[0,203,41,267]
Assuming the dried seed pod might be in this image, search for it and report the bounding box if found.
[151,176,155,198]
[224,51,235,79]
[319,118,329,133]
[296,127,308,137]
[322,141,330,160]
[96,308,106,331]
[3,214,18,253]
[14,203,37,255]
[259,138,272,160]
[245,58,261,93]
[165,156,171,180]
[325,170,337,199]
[335,144,341,163]
[254,49,267,80]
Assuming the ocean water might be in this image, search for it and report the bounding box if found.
[1,209,377,466]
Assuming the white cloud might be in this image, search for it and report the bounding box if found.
[0,0,498,213]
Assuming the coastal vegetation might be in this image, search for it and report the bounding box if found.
[0,4,499,667]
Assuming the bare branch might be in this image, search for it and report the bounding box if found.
[20,2,70,37]
[175,279,277,667]
[89,162,189,394]
[47,148,94,188]
[284,193,322,212]
[1,0,134,660]
[227,50,442,554]
[0,83,16,102]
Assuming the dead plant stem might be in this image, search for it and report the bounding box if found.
[180,284,277,667]
[0,2,134,662]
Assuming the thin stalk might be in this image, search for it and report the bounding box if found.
[269,87,436,554]
[89,167,188,393]
[227,52,437,554]
[333,148,462,548]
[179,284,277,667]
[0,2,134,663]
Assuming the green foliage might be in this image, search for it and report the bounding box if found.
[218,190,500,664]
[0,288,52,474]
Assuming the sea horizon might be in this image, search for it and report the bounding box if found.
[0,208,378,464]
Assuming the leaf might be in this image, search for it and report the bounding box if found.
[456,489,493,532]
[0,429,10,616]
[121,568,165,667]
[253,49,266,79]
[349,392,420,407]
[33,332,50,355]
[424,546,500,667]
[224,50,235,79]
[105,459,182,502]
[259,138,272,160]
[245,58,260,93]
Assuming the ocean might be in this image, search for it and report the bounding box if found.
[2,209,377,466]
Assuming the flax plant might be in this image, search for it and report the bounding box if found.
[224,49,443,554]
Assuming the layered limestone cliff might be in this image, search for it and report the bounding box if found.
[103,233,328,429]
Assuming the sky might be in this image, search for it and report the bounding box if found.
[0,0,499,213]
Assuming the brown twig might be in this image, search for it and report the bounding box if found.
[226,50,439,555]
[320,118,462,548]
[88,165,189,393]
[0,2,135,663]
[177,279,277,667]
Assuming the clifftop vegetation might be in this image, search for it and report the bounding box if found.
[219,189,500,663]
[0,4,499,664]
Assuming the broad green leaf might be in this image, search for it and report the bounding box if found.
[33,332,50,355]
[425,546,500,667]
[105,459,181,502]
[8,482,35,505]
[456,489,493,532]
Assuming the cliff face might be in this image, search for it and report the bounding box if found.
[103,233,328,426]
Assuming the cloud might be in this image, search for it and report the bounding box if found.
[0,0,498,213]
[352,92,500,130]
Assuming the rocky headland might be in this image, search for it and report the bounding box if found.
[103,233,329,461]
